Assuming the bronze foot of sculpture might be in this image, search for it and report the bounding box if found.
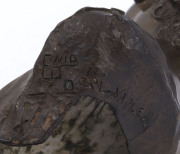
[0,7,179,154]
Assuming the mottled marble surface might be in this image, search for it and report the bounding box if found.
[0,96,128,154]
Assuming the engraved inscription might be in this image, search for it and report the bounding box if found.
[43,54,78,67]
[82,76,154,128]
[43,54,51,66]
[103,87,154,128]
[42,52,155,129]
[77,72,154,128]
[42,54,78,80]
[90,79,102,92]
[42,66,61,80]
[64,80,74,91]
[70,54,77,63]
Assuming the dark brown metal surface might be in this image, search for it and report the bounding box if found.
[0,7,179,154]
[126,0,180,81]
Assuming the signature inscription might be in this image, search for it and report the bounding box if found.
[64,80,74,91]
[41,55,155,129]
[103,87,154,128]
[43,54,78,67]
[79,76,154,129]
[42,54,78,80]
[42,66,61,80]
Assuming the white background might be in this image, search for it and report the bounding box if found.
[0,0,134,89]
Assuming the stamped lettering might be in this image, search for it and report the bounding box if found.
[64,80,74,91]
[42,66,61,80]
[43,54,78,67]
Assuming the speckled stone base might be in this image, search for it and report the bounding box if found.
[0,96,129,154]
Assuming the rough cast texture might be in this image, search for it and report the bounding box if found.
[0,7,179,154]
[152,0,180,48]
[129,0,180,81]
[0,96,129,154]
[132,0,180,48]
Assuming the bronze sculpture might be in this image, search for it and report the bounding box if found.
[126,0,180,81]
[0,5,179,154]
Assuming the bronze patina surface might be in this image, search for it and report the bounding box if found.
[0,7,179,154]
[126,0,180,82]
